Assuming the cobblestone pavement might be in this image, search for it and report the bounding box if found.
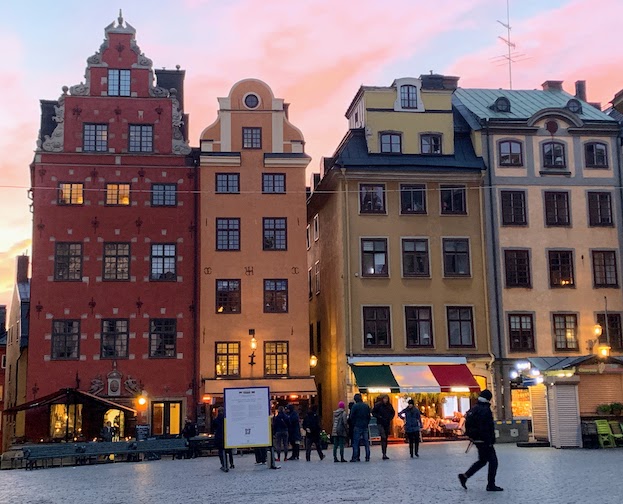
[2,442,622,504]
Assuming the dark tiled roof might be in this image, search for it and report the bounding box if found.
[605,106,623,125]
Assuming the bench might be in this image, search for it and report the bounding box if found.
[133,438,189,460]
[23,443,86,470]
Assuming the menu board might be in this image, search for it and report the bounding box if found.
[224,387,271,449]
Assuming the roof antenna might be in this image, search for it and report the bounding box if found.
[118,9,124,26]
[491,0,529,90]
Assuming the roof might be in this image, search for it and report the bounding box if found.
[453,88,616,123]
[527,355,623,371]
[606,106,623,125]
[330,128,485,172]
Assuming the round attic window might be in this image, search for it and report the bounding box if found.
[244,93,260,109]
[495,97,511,113]
[566,99,582,114]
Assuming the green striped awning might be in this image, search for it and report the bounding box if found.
[350,365,400,393]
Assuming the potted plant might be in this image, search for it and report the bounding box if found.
[596,404,612,415]
[319,430,330,450]
[611,402,623,416]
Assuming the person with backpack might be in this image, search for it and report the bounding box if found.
[459,389,503,492]
[398,399,422,458]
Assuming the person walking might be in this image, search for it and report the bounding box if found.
[212,407,234,472]
[182,417,198,458]
[398,399,422,458]
[285,404,301,460]
[347,401,355,450]
[458,389,503,492]
[349,393,371,462]
[331,401,348,463]
[272,406,290,462]
[303,405,325,461]
[372,394,395,460]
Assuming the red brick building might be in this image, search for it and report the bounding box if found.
[18,15,196,442]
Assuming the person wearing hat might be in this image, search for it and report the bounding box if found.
[458,389,503,492]
[398,399,422,458]
[331,401,349,463]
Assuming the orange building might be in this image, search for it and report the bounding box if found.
[199,80,316,411]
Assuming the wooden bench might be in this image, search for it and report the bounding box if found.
[133,438,189,460]
[23,443,85,470]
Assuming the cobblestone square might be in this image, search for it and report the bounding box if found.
[1,442,622,504]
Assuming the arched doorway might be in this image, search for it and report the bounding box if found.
[104,409,125,441]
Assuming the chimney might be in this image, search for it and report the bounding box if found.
[575,80,587,102]
[16,255,29,284]
[542,80,564,92]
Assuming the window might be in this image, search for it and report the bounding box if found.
[51,320,80,360]
[306,225,311,250]
[216,218,240,251]
[585,142,608,168]
[149,319,176,358]
[316,320,322,354]
[152,184,177,206]
[242,127,261,149]
[54,243,82,281]
[264,341,289,376]
[101,319,129,358]
[508,314,534,351]
[494,97,511,113]
[400,184,426,214]
[58,183,84,205]
[498,140,523,166]
[216,173,240,194]
[360,184,386,213]
[443,238,470,276]
[314,261,320,294]
[592,251,618,287]
[129,125,153,152]
[216,279,241,313]
[361,238,388,277]
[421,134,442,154]
[308,268,313,299]
[264,279,288,313]
[597,313,623,350]
[553,314,578,351]
[400,85,417,108]
[106,183,130,206]
[309,323,314,354]
[150,244,176,280]
[440,186,466,214]
[363,307,391,348]
[1,355,5,369]
[83,124,108,152]
[108,69,130,96]
[215,342,240,377]
[380,133,401,153]
[500,191,527,225]
[244,94,260,109]
[544,192,570,226]
[504,250,531,288]
[313,215,319,241]
[263,218,287,250]
[447,307,474,347]
[549,250,574,287]
[103,243,130,280]
[588,192,613,226]
[262,173,286,194]
[543,142,566,168]
[405,306,432,347]
[402,239,429,277]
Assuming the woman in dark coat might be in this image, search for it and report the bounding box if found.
[212,407,234,471]
[398,399,423,458]
[286,404,301,460]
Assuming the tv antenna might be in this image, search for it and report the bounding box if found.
[491,0,529,89]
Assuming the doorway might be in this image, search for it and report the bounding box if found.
[103,409,125,440]
[151,401,182,437]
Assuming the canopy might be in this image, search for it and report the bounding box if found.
[350,365,400,393]
[390,365,441,393]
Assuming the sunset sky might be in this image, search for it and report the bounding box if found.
[0,0,621,310]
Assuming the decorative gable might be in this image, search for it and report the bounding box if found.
[393,78,425,113]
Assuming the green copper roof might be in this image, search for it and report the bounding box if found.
[453,88,615,123]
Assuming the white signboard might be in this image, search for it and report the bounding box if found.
[224,387,271,449]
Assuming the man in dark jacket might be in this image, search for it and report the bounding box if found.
[285,404,301,460]
[212,407,234,472]
[372,394,395,460]
[302,405,325,461]
[349,393,371,462]
[459,390,503,491]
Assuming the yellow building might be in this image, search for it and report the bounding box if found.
[308,75,490,433]
[455,81,623,434]
[199,79,316,411]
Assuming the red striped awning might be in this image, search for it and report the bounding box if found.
[428,364,480,393]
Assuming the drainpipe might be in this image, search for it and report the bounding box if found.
[192,153,200,420]
[341,168,353,359]
[484,120,506,419]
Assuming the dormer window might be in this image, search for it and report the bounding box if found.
[400,85,418,109]
[543,142,566,168]
[421,134,442,155]
[380,132,401,153]
[494,97,511,113]
[108,69,131,97]
[566,99,582,114]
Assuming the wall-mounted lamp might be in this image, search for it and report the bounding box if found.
[590,296,611,358]
[249,329,257,366]
[310,354,318,368]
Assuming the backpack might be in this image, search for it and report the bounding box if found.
[464,406,483,440]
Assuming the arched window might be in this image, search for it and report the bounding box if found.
[542,142,566,168]
[585,142,608,168]
[498,140,523,166]
[494,97,511,113]
[400,85,418,109]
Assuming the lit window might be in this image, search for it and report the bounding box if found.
[106,183,130,206]
[58,183,84,205]
[216,342,240,376]
[264,341,289,376]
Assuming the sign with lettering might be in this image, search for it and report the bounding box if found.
[224,387,271,449]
